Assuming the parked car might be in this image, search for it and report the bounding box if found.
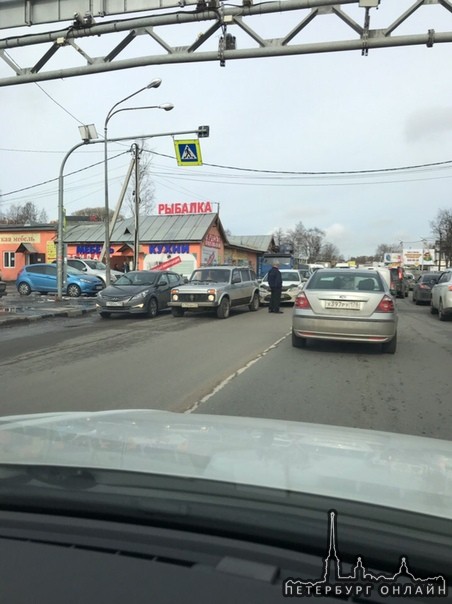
[430,269,452,321]
[56,258,122,285]
[259,269,307,305]
[389,266,409,298]
[169,266,260,319]
[16,264,104,297]
[292,269,398,353]
[96,270,184,318]
[412,272,441,305]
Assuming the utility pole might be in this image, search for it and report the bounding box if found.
[133,143,141,270]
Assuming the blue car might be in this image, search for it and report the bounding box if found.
[16,263,104,297]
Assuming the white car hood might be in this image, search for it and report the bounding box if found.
[0,410,451,519]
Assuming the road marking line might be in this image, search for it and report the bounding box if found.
[184,331,290,414]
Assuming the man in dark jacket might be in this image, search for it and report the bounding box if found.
[267,262,283,313]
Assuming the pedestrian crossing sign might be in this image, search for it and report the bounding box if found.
[174,139,203,166]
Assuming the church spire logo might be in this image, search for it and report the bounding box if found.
[283,511,447,598]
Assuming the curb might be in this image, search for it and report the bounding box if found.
[0,306,97,327]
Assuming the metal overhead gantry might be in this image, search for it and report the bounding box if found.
[1,0,452,86]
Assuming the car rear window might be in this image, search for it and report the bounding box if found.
[421,275,440,284]
[307,272,384,292]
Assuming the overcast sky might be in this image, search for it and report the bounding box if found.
[1,1,452,258]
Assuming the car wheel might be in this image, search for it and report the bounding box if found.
[438,300,448,322]
[147,297,158,318]
[249,293,260,312]
[171,307,185,317]
[430,302,438,315]
[216,297,230,319]
[67,283,82,298]
[99,312,111,319]
[292,330,307,348]
[17,282,31,296]
[382,333,397,354]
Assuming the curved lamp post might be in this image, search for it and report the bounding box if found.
[57,123,207,300]
[104,79,173,285]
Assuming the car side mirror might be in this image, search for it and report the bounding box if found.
[257,279,262,284]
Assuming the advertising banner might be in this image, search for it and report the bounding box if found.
[403,248,435,266]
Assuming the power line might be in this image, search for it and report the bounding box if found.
[149,150,452,176]
[0,151,129,200]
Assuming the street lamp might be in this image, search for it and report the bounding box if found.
[57,124,208,299]
[57,124,99,301]
[104,80,173,284]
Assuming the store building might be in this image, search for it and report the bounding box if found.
[0,211,275,281]
[0,224,57,281]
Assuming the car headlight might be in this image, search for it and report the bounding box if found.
[80,278,92,284]
[130,291,148,303]
[260,284,269,291]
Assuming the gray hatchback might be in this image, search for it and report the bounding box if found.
[292,269,398,353]
[412,272,441,305]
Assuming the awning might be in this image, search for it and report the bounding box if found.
[116,243,134,253]
[16,242,38,253]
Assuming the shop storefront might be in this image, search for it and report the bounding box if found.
[64,212,230,279]
[0,226,57,281]
[0,211,271,282]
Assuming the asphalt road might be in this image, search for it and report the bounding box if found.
[1,297,451,440]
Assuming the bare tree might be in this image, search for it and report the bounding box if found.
[272,228,286,250]
[431,208,452,269]
[4,201,39,223]
[375,243,399,260]
[72,207,122,221]
[125,142,155,218]
[319,242,340,264]
[38,208,48,223]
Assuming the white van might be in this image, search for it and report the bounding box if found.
[364,266,392,293]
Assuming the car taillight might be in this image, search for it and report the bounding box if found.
[398,268,403,280]
[448,285,452,291]
[295,292,311,309]
[375,295,395,313]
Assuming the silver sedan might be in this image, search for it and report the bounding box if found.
[292,269,398,353]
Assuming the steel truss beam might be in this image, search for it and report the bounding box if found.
[1,0,452,87]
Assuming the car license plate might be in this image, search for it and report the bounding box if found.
[106,301,123,307]
[182,302,199,308]
[325,300,360,310]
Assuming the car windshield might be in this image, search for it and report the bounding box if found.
[262,271,300,283]
[114,272,158,286]
[190,269,230,283]
[84,260,107,270]
[3,4,452,593]
[421,275,440,284]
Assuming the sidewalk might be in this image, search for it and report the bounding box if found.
[0,282,97,327]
